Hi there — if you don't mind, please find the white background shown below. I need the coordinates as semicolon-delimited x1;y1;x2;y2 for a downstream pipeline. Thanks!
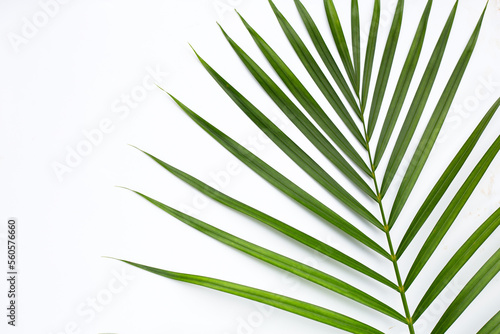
1;0;500;333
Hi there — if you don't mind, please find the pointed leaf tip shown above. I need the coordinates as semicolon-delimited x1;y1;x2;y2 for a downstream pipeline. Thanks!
115;185;135;193
155;84;173;98
188;44;201;58
127;144;142;151
155;83;167;91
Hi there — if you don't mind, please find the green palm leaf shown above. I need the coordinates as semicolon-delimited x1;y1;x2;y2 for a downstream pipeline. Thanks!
115;1;499;333
431;249;500;334
351;0;360;92
478;311;500;334
413;207;500;321
219;25;375;197
136;147;397;289
166;93;390;259
269;0;364;141
366;0;404;140
373;0;432;168
118;259;385;334
237;12;369;169
380;1;459;197
388;6;487;228
127;189;405;322
361;0;380;113
397;96;500;258
293;0;360;117
324;0;358;93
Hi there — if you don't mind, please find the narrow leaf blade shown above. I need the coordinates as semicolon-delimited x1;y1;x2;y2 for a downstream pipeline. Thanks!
237;12;370;174
397;96;500;257
193;50;381;228
389;6;487;228
405;134;500;289
324;0;358;92
269;0;364;145
413;207;500;321
431;249;500;334
367;0;404;140
380;1;459;197
129;190;405;322
478;311;500;334
373;0;433;168
361;0;380;113
293;0;360;117
138;148;397;290
167;93;391;260
119;259;385;334
351;0;361;93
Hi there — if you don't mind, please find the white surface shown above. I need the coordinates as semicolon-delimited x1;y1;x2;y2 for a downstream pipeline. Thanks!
0;0;499;333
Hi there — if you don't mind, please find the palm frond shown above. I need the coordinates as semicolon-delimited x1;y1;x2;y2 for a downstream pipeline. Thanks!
115;1;499;333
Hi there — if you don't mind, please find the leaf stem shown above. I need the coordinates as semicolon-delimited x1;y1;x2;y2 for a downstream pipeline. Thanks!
361;120;415;334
